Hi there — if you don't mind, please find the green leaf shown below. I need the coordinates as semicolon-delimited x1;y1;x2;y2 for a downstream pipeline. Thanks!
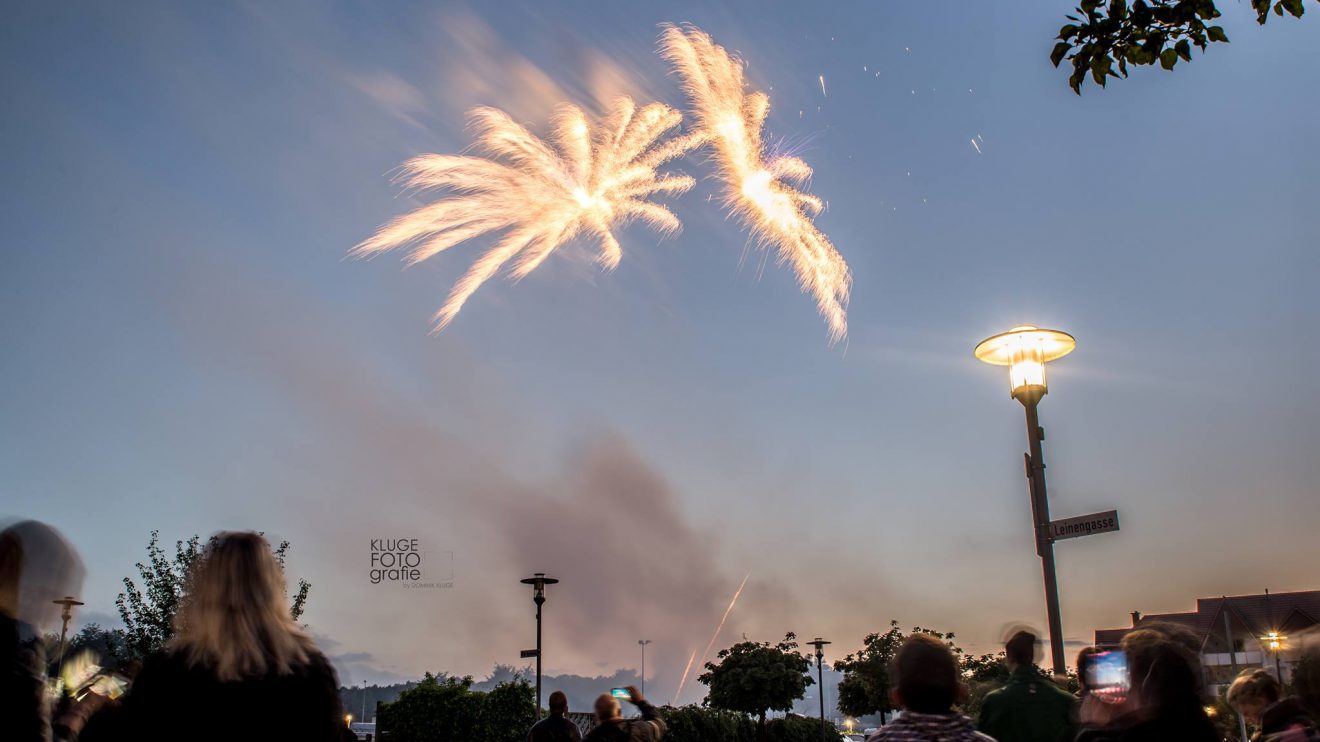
1159;48;1179;69
1283;0;1304;17
1051;42;1072;66
1207;25;1229;42
1175;39;1192;61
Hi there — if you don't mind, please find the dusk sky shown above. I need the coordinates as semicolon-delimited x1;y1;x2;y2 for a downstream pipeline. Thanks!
3;0;1317;703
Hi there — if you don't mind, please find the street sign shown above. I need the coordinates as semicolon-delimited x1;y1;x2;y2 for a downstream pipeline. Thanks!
520;649;539;659
1050;510;1119;541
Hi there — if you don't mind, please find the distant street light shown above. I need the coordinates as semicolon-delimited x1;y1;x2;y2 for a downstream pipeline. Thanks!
521;572;559;719
638;639;652;695
806;638;832;742
976;325;1075;676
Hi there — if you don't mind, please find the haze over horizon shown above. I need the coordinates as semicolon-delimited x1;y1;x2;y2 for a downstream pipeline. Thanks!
2;0;1317;704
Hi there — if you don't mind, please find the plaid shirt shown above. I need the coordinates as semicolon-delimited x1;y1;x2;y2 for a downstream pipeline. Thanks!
866;711;997;742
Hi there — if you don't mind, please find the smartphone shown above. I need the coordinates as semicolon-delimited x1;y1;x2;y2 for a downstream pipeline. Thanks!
610;687;631;699
1086;649;1129;701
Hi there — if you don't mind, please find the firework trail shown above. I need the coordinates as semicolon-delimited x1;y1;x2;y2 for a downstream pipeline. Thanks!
353;98;698;331
671;649;697;706
660;25;852;344
673;571;750;703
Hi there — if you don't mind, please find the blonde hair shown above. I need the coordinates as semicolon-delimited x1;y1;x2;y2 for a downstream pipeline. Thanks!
1228;668;1281;707
170;532;315;681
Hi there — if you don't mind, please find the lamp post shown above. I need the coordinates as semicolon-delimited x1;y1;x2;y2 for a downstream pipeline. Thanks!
1263;630;1287;680
806;638;831;742
1264;589;1287;681
521;572;558;719
638;639;652;695
51;596;84;670
975;325;1076;676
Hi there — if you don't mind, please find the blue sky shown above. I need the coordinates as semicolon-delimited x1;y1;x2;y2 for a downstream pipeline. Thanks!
2;0;1317;697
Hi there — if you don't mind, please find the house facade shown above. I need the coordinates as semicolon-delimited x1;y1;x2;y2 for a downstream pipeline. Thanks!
1094;590;1320;692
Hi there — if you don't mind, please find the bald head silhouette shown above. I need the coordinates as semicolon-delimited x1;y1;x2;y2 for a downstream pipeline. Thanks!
594;693;621;722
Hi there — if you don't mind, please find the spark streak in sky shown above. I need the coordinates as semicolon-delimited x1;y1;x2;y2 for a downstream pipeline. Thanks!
673;571;750;703
661;25;852;343
671;649;698;706
353;99;696;331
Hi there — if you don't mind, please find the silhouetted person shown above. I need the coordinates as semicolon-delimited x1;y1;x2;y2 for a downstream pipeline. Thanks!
81;532;352;742
1076;624;1217;742
977;630;1077;742
1;520;86;742
1228;668;1317;740
529;690;582;742
865;634;992;741
583;685;664;742
1231;669;1284;730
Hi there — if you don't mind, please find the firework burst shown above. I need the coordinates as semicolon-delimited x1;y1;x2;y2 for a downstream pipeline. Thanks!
660;25;852;344
353;98;697;331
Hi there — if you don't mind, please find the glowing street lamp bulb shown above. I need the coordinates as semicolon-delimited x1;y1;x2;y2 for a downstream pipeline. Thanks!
975;325;1075;401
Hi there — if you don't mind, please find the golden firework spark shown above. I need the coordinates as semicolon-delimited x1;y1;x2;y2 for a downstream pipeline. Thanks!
660;25;852;343
353;98;697;331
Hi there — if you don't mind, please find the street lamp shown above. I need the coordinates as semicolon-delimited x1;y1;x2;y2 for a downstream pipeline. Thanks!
638;639;652;695
806;638;831;742
975;325;1076;676
52;596;84;669
1262;630;1287;680
521;572;559;719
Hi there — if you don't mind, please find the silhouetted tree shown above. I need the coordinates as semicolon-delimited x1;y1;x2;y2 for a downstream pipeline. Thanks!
699;633;812;740
1293;648;1320;720
115;530;310;659
376;673;534;742
1052;0;1313;93
832;621;965;720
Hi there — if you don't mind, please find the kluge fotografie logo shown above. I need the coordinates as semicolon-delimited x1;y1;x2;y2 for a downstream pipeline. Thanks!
369;538;452;589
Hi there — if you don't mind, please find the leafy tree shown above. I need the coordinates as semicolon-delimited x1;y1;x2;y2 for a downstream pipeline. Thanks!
480;676;537;742
43;622;131;676
1052;0;1313;93
961;652;1011;719
376;673;535;742
699;633;813;738
661;705;756;742
765;715;844;742
832;621;964;720
115;530;311;659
